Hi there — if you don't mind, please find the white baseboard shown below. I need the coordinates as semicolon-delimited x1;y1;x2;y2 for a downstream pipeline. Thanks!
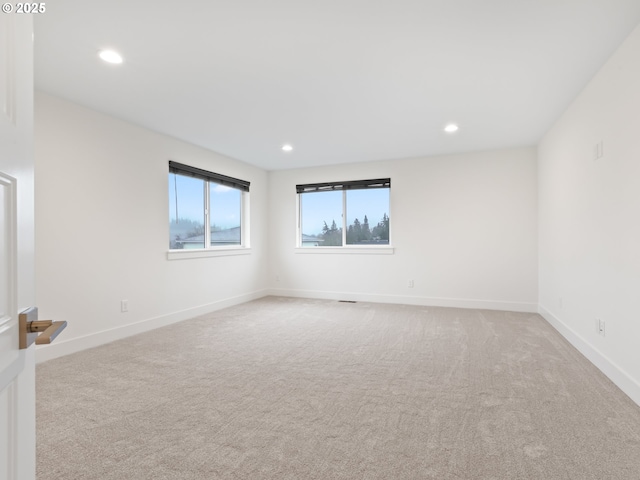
35;289;639;408
267;288;538;313
35;290;269;364
538;305;640;408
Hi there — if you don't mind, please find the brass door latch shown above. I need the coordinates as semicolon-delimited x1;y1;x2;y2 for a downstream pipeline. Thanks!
19;307;67;349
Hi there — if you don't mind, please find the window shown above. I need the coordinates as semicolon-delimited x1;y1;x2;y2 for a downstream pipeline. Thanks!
168;161;249;250
297;178;390;248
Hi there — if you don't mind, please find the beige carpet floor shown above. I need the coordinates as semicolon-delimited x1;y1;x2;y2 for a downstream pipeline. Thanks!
36;297;640;479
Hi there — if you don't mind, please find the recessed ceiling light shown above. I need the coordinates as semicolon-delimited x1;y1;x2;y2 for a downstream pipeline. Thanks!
99;50;123;64
444;124;459;133
282;144;293;152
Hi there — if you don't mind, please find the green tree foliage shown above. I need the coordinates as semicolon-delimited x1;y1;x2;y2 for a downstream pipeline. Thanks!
362;215;371;239
322;219;342;246
347;218;363;244
323;213;389;245
371;213;389;241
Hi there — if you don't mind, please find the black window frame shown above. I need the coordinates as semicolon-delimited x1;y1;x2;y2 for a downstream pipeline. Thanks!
169;161;250;251
296;178;391;248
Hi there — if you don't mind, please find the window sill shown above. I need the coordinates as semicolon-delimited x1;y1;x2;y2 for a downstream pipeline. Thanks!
295;246;394;255
167;247;251;260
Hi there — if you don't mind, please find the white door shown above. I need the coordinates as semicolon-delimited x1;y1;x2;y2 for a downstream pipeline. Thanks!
0;13;36;480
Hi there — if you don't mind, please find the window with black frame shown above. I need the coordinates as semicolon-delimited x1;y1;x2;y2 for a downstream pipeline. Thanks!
297;178;390;247
168;161;249;250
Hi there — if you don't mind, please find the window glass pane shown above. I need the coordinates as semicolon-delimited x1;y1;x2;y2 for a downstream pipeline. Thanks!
169;173;205;249
210;182;242;246
300;190;343;247
346;189;390;245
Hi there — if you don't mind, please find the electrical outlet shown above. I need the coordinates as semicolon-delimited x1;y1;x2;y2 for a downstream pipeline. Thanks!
599;319;606;337
595;318;606;336
121;300;129;313
407;279;414;288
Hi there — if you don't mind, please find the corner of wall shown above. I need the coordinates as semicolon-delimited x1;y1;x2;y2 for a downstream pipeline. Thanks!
538;305;640;407
35;290;269;364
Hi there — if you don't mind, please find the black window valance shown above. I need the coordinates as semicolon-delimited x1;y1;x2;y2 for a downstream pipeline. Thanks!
296;178;390;194
169;161;250;192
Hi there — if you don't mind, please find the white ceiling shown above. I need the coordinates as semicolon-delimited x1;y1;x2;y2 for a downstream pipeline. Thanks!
34;1;640;171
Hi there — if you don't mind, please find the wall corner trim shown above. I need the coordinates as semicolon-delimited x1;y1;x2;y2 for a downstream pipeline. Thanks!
267;288;538;313
34;290;269;363
538;305;640;408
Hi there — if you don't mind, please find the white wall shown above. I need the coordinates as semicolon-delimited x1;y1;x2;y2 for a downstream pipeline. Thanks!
34;92;538;365
268;148;538;311
30;23;640;410
34;92;269;362
538;24;640;405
